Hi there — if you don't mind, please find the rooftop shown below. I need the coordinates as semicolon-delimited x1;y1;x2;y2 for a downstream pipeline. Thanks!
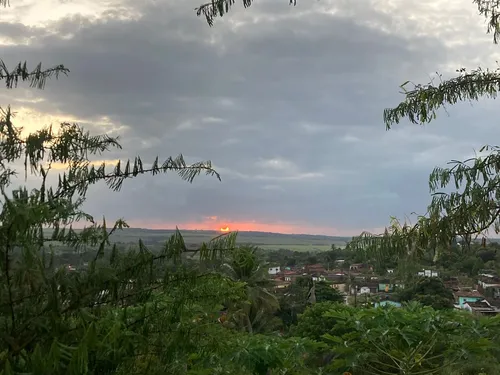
454;290;483;298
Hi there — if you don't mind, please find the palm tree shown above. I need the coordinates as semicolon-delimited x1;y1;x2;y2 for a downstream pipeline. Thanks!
221;245;280;333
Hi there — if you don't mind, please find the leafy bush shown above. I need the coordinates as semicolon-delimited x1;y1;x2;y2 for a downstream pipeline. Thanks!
294;303;500;375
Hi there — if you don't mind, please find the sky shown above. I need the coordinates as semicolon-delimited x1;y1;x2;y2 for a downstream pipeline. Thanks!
0;0;499;236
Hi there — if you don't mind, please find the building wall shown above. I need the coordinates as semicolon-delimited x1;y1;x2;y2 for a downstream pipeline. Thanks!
458;296;483;307
268;266;281;275
331;283;347;292
375;301;402;308
378;283;393;292
417;270;439;277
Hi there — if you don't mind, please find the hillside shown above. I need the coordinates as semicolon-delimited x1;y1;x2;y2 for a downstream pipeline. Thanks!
106;228;350;252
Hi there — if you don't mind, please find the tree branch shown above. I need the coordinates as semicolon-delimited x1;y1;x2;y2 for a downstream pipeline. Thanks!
0;60;69;90
474;0;500;44
384;68;500;128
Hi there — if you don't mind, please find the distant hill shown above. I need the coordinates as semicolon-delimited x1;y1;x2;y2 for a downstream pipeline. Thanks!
105;228;351;252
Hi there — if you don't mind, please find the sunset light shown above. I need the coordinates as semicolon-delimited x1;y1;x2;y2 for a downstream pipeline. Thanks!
126;218;368;237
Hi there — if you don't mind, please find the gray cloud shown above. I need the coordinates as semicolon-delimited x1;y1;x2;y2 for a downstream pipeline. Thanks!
1;0;498;234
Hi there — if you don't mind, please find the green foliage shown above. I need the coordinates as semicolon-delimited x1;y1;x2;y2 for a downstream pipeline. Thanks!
8;1;500;374
291;302;500;374
475;0;500;44
211;334;316;375
0;17;235;373
350;1;500;270
398;278;455;310
384;0;500;127
277;279;344;329
262;247;352;271
187;2;500;374
384;67;500;128
276;284;309;328
455;256;484;277
291;302;351;342
222;245;267;283
0;57;313;371
316;304;500;375
221;246;281;334
314;281;345;304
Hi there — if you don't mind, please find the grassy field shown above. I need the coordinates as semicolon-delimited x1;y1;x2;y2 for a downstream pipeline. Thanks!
258;244;333;252
104;228;350;252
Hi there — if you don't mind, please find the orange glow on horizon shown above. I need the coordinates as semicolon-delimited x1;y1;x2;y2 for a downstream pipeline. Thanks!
124;218;383;237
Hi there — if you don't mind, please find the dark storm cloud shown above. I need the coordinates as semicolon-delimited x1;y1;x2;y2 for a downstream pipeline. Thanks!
2;0;495;233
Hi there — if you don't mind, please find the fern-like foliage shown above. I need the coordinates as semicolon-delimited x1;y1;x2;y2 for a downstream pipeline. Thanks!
0;60;69;90
218;245;280;334
0;101;232;373
353;1;500;265
195;0;297;26
350;146;500;266
193;0;500;31
0;5;242;371
383;1;500;128
384;67;500;128
0;3;319;374
475;0;500;44
0;111;237;373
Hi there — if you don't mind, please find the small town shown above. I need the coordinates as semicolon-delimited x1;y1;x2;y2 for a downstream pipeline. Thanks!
4;0;500;373
268;260;500;315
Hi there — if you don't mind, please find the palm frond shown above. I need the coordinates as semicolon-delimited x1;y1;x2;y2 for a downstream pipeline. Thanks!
0;60;69;89
195;0;297;26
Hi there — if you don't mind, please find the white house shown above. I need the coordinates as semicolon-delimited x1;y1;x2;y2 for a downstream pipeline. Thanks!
479;271;497;279
417;269;439;277
331;283;347;293
312;275;327;282
268;266;281;275
350;285;374;295
359;286;371;295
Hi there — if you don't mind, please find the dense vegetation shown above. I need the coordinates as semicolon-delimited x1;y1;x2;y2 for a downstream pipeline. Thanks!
3;0;500;374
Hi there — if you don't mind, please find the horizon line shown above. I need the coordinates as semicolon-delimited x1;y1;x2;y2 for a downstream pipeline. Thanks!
117;227;354;238
117;227;500;241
